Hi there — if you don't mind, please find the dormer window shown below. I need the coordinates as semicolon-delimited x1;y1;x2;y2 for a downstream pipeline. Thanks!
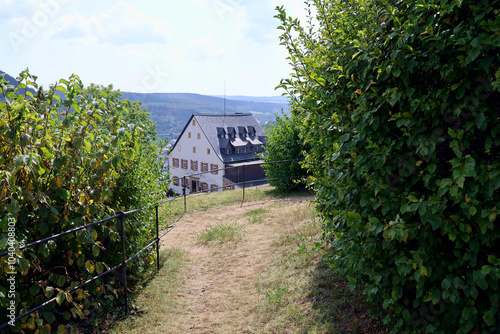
217;127;226;138
238;126;247;138
227;127;236;138
247;126;256;136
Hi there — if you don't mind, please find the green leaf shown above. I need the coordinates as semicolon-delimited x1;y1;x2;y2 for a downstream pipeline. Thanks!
96;262;104;274
360;194;371;207
88;228;98;240
55;85;67;93
440;178;452;189
481;265;492;276
469;206;477;216
17;258;30;275
62;312;71;321
84;140;92;152
71;103;81;113
44;311;56;323
428;163;437;174
45;286;55;298
392;67;401;77
449;185;458;197
38;222;49;234
30;285;41;296
85;260;95;274
56;291;65;305
442;278;451;290
57;275;67;287
467;47;481;64
92;244;100;257
408;195;419;203
402;308;410;321
473;270;488;290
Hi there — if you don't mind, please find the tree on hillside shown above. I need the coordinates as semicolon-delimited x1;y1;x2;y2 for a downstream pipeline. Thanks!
277;0;500;332
260;112;309;191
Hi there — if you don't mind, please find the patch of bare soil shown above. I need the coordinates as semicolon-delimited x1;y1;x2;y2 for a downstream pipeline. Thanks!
159;200;286;333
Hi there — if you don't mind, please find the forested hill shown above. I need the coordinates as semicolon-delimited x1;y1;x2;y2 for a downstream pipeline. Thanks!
121;92;289;141
1;70;289;141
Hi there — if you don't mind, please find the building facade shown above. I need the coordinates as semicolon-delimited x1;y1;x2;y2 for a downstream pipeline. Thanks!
169;113;267;194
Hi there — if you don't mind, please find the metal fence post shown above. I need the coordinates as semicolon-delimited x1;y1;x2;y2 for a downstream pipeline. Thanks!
241;165;246;206
183;176;187;213
119;211;128;314
155;205;160;270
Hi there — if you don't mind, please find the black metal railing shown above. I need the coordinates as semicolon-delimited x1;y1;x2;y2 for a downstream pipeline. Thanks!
177;159;305;210
0;159;306;330
0;197;175;330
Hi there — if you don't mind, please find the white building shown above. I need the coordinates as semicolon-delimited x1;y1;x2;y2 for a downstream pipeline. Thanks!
169;113;267;194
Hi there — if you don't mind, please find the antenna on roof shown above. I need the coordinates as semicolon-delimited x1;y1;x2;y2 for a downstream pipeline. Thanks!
223;81;227;129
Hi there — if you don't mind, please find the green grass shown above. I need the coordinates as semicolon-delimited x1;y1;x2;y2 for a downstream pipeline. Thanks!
105;188;385;333
197;223;243;245
88;248;188;333
253;206;385;333
158;186;314;226
244;208;267;224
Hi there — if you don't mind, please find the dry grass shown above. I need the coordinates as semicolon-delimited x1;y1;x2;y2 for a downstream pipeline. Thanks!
107;186;387;334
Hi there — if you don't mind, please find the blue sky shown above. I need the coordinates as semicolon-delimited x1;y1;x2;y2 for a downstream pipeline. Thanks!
0;0;308;96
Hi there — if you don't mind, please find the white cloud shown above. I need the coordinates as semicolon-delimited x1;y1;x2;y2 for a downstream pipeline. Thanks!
0;0;32;19
49;1;171;46
183;32;226;62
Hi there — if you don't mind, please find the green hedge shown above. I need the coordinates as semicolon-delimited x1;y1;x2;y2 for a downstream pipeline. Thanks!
260;112;309;191
276;0;500;332
0;70;167;332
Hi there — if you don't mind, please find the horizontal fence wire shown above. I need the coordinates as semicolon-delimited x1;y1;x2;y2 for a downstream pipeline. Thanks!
0;261;126;330
0;214;121;258
0;203;177;330
179;158;301;179
125;226;175;265
0;160;304;330
187;175;307;195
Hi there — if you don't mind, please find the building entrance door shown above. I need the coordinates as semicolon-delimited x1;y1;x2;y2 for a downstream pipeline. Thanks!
191;178;199;193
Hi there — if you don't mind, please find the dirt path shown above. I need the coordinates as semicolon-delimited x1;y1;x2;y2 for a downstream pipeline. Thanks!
159;199;296;333
112;195;386;334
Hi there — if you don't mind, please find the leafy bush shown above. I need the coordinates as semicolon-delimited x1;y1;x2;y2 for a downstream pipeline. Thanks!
276;0;500;332
0;70;167;332
260;112;309;191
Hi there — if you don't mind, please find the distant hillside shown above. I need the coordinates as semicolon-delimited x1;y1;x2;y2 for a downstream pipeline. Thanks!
1;70;289;141
122;92;289;141
213;95;289;104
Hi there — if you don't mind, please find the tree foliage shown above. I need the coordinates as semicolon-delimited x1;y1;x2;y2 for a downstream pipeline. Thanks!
260;112;309;191
0;70;167;332
276;0;500;332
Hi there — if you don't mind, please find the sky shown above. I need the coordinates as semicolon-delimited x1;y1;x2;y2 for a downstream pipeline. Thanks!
0;0;309;97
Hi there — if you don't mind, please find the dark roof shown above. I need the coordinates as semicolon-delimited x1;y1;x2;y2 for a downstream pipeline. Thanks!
194;113;266;163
